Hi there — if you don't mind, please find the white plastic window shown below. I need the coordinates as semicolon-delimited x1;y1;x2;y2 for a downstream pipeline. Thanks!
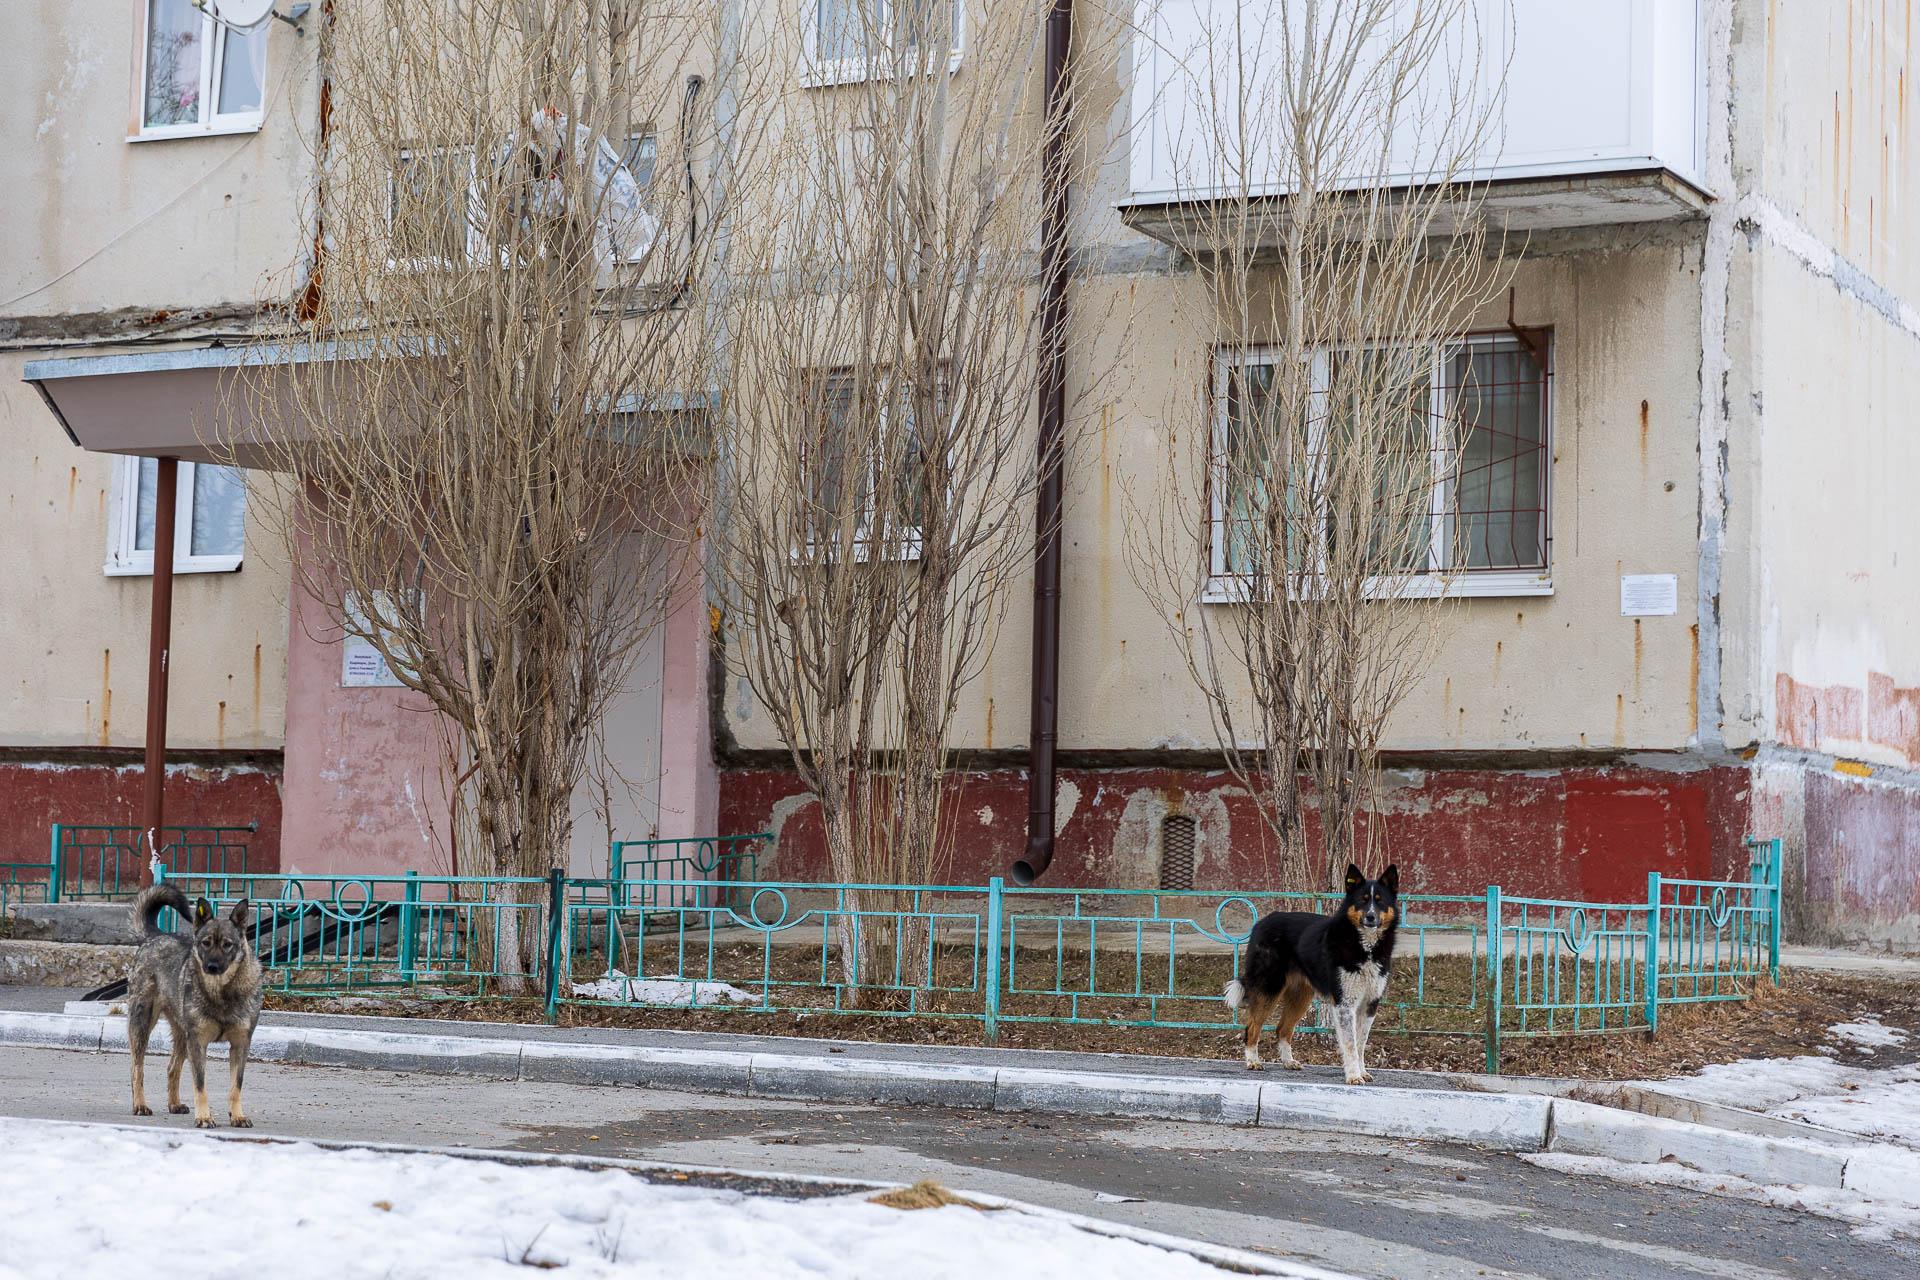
804;0;964;87
1208;334;1553;602
106;457;247;576
137;0;269;139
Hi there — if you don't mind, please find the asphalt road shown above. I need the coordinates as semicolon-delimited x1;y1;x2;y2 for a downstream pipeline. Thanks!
1;1046;1912;1280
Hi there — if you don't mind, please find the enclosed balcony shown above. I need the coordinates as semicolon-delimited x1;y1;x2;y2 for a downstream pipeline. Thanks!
1120;0;1711;247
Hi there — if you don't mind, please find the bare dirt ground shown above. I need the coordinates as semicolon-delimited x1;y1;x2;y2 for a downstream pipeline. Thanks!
271;958;1920;1081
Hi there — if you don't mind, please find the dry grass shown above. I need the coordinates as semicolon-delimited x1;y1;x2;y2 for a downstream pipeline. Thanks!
266;962;1920;1083
867;1180;995;1212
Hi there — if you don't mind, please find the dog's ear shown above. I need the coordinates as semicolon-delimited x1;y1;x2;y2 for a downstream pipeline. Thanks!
1344;863;1364;893
229;897;251;929
193;898;214;927
1381;864;1399;895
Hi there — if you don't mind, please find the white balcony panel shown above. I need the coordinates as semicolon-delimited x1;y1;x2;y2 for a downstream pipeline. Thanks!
1125;0;1708;232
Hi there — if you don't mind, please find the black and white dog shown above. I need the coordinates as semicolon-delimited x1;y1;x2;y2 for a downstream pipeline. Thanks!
1224;864;1399;1083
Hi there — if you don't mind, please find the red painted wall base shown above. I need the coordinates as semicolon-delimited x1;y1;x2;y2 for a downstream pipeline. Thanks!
720;757;1754;898
0;757;282;874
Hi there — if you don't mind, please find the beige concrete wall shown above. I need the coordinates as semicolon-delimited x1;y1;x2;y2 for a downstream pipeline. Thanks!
724;236;1710;756
1720;0;1920;768
720;5;1712;759
1;3;318;754
3;3;319;319
0;348;289;751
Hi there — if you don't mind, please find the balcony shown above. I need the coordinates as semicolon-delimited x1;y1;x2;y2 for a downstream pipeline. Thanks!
1120;0;1710;248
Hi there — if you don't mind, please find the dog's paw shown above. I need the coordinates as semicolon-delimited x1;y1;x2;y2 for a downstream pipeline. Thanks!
231;1116;253;1128
169;1104;190;1115
131;1104;153;1117
1343;1072;1369;1086
1243;1059;1265;1071
1360;1070;1374;1083
195;1117;217;1129
1280;1058;1304;1071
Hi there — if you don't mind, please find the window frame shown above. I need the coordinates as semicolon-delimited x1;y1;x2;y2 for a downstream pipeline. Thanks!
131;0;269;142
797;368;944;563
385;145;482;273
1204;332;1554;604
104;456;247;577
801;0;967;89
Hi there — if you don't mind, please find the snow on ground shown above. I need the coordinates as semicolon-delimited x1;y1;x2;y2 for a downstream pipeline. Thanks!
571;970;761;1007
1828;1016;1911;1052
1520;1152;1920;1243
1633;1021;1920;1148
0;1118;1252;1280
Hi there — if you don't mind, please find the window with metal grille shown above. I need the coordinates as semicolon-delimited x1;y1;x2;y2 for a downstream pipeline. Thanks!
1209;332;1552;599
1159;814;1196;891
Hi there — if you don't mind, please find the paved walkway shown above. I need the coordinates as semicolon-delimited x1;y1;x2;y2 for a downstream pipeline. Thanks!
4;1046;1911;1279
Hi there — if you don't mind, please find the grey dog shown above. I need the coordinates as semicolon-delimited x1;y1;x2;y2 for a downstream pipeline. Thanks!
126;885;262;1128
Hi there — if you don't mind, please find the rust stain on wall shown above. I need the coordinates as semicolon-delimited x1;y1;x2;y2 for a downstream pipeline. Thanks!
1614;693;1626;746
1638;399;1649;468
1866;671;1920;762
1633;619;1643;698
1777;673;1866;747
1688;624;1700;728
99;649;112;746
1774;672;1920;765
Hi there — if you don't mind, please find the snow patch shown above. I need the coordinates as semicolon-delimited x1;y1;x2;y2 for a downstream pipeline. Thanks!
1522;1151;1920;1242
572;970;761;1007
0;1118;1246;1278
1829;1017;1910;1052
1637;1042;1920;1150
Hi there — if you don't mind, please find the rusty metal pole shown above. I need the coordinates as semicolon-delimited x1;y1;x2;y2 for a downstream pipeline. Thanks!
140;456;179;887
1016;0;1073;886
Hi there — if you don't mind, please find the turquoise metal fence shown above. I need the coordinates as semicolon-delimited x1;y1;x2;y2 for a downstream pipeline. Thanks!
36;823;258;901
610;833;769;916
1482;838;1783;1069
150;839;1785;1070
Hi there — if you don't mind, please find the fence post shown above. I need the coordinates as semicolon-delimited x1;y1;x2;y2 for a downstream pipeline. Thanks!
984;876;1005;1044
1483;884;1501;1074
1768;837;1783;983
544;868;565;1023
399;871;419;984
1645;871;1662;1035
47;824;62;904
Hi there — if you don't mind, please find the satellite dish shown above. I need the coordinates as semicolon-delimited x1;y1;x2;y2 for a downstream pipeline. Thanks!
200;0;276;29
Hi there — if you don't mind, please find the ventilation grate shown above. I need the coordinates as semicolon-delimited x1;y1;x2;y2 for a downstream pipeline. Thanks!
1159;814;1197;891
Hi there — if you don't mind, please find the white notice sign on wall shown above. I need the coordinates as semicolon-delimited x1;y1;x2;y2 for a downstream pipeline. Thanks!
339;592;409;688
1620;573;1679;617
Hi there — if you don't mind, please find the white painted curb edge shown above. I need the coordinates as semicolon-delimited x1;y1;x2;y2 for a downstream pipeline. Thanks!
0;1010;1551;1150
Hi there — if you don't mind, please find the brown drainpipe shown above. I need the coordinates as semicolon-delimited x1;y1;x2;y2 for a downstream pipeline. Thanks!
140;456;179;887
1016;0;1073;886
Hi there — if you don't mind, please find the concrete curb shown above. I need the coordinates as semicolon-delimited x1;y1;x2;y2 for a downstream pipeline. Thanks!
3;1116;1336;1279
4;1010;1547;1149
7;1008;1917;1209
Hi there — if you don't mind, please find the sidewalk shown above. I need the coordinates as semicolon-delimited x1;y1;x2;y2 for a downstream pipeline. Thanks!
5;980;1919;1225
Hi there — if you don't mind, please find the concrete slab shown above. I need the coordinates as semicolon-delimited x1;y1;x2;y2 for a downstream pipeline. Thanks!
1259;1081;1552;1151
1547;1098;1853;1188
994;1066;1262;1125
519;1040;755;1094
749;1053;999;1109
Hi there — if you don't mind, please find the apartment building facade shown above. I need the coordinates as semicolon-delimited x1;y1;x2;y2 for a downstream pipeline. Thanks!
4;2;1916;947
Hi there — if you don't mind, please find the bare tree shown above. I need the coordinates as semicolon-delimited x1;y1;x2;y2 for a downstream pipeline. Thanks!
708;2;1115;985
231;0;724;988
1128;0;1517;891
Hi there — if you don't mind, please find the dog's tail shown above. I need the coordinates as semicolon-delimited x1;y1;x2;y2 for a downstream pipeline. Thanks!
132;883;191;939
1223;977;1246;1011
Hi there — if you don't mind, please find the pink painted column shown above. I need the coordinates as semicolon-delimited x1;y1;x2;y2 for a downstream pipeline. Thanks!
655;536;718;841
279;539;446;878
